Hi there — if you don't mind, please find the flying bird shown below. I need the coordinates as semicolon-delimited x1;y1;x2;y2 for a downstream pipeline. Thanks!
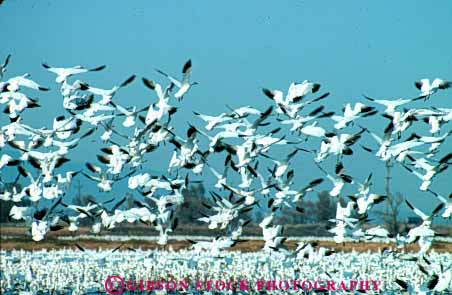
415;78;451;99
42;63;106;83
156;59;198;100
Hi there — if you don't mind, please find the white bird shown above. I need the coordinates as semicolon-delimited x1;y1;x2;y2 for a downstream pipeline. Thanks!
299;121;326;138
14;148;71;184
72;112;115;127
82;163;113;192
62;202;98;217
205;160;229;189
9;205;34;221
427;190;452;219
350;193;386;215
52;115;82;140
81;100;116;117
401;164;432;191
42;63;106;83
420;264;452;293
62;93;93;111
81;75;136;105
1;91;40;120
405;200;443;221
385;109;418;135
361;121;394;160
54;170;80;188
328;220;349;244
356;173;373;196
0;154;18;169
394;278;430;295
261;148;301;178
31;220;50;241
262;88;287;115
410;131;451;154
331;102;376;129
407;153;451;182
142;77;174;103
286;80;321;102
368;134;424;162
316;162;353;197
415;78;451;98
363;95;424;114
193;111;231;130
364;226;391;240
261;223;285;251
405;200;443;245
59;79;86;97
226;105;261;118
156;59;197;100
142;78;176;124
23;174;43;202
112;103;147;128
197;194;247;230
278;106;329;133
331;201;357;225
190;236;236;255
315;130;364;162
263;85;328;118
6;74;49;92
222;183;274;205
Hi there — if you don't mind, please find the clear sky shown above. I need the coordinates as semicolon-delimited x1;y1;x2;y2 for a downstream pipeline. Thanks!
1;0;451;222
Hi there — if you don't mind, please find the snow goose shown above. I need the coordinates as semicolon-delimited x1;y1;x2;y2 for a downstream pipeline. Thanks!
42;63;106;83
155;59;197;101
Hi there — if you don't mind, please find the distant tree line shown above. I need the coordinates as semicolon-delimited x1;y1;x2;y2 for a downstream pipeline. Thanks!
176;184;338;225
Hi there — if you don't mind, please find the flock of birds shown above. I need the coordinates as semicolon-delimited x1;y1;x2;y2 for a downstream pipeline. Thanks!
1;54;451;294
1;248;451;294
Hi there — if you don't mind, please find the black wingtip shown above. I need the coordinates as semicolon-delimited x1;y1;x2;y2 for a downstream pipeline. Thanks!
182;59;192;74
90;65;106;72
262;88;274;99
312;83;321;93
121;75;136;87
362;94;375;101
75;243;86;252
414;81;422;90
405;199;414;210
142;77;156;90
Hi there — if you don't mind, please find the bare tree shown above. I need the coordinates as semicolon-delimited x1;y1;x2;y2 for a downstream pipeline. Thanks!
126;193;135;209
315;190;336;224
177;183;207;224
275;200;317;224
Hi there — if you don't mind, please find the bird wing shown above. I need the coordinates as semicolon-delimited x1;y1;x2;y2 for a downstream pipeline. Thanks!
181;59;192;84
119;75;136;88
405;200;428;220
42;63;61;75
2;54;11;68
155;69;182;88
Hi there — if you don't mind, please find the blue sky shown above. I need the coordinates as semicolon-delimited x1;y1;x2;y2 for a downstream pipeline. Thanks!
1;0;451;222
